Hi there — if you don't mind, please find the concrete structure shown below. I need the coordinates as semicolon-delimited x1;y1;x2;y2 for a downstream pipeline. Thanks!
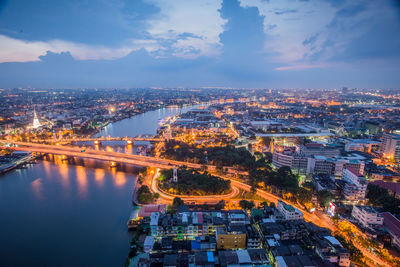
345;139;380;153
277;200;303;221
342;168;367;202
298;143;340;158
144;236;155;253
351;206;383;228
381;133;400;162
382;212;400;250
216;228;247;250
173;165;178;183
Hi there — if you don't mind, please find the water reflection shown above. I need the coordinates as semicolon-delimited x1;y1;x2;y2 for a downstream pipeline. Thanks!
58;158;70;191
0;106;203;266
76;165;88;198
94;168;105;187
114;171;127;188
31;178;43;199
42;158;52;177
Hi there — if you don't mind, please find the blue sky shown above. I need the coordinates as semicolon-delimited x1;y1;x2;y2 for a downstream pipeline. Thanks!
0;0;399;88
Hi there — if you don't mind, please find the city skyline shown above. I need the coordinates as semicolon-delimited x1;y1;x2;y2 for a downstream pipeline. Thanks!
0;0;400;88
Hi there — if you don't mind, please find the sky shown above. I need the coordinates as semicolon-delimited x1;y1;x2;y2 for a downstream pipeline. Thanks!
0;0;399;89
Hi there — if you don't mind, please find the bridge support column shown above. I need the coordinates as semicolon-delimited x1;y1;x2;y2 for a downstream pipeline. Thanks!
126;140;133;145
94;140;102;146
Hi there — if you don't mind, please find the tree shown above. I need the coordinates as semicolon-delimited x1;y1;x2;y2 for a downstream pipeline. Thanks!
366;184;400;216
267;166;299;192
239;200;255;210
215;200;225;210
317;190;333;209
201;204;210;210
295;187;313;206
250;184;257;194
172;197;184;208
137;185;154;204
259;201;269;209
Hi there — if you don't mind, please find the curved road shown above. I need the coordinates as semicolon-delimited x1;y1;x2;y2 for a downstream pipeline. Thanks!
149;169;240;204
2;141;392;266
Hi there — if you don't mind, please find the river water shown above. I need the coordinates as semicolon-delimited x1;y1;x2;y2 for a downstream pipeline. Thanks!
0;105;195;267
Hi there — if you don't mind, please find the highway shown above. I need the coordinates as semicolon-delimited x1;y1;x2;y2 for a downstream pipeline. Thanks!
30;136;163;143
1;141;216;170
1;140;392;266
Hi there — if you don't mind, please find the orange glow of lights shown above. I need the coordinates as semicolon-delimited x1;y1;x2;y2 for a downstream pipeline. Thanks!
94;168;105;186
114;171;126;187
76;165;88;198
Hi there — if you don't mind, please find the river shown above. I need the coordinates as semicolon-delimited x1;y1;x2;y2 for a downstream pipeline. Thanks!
0;105;196;267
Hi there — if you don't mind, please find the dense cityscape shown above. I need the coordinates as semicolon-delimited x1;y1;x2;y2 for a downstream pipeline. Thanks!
0;87;400;266
1;0;400;266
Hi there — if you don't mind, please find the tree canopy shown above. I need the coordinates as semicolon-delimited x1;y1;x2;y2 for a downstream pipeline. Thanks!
159;167;231;196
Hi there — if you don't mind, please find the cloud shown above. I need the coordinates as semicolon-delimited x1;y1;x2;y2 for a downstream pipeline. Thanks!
145;0;227;58
274;8;297;15
0;35;161;63
240;0;337;65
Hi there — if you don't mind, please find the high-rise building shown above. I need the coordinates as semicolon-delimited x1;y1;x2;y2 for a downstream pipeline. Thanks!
381;133;400;162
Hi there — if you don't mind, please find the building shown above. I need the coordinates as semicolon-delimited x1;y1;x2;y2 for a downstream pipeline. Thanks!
298;143;340;158
345;139;380;153
316;236;350;267
371;180;400;199
351;206;383;228
216;228;247;249
382;212;400;250
272;150;313;176
277;200;303;221
381;133;400;162
342;168;367;202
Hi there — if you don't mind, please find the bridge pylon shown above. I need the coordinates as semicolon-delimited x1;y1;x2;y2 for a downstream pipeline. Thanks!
94;140;102;146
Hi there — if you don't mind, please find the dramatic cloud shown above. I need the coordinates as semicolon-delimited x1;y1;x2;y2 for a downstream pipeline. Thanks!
0;35;161;62
0;0;399;88
145;0;227;58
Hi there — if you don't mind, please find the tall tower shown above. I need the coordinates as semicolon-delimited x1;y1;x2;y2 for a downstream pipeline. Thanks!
32;106;41;129
173;166;178;183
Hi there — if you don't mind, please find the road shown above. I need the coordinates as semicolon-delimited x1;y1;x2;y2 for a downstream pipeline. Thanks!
1;141;217;170
148;169;240;204
2;140;392;266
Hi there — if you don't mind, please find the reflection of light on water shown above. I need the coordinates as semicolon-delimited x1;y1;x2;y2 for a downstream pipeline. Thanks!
76;166;88;198
114;171;126;187
42;160;51;179
58;160;70;190
31;178;43;199
94;168;105;187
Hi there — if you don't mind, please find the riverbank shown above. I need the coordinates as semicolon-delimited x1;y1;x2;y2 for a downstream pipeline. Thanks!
0;152;36;175
0;105;198;267
90;103;195;138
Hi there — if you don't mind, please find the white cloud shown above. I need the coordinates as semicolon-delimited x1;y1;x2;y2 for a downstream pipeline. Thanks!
0;35;162;63
240;0;337;66
145;0;227;58
240;0;399;70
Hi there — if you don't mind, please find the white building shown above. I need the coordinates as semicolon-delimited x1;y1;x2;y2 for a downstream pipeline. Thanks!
144;236;155;253
277;200;303;221
342;168;367;202
352;206;383;228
